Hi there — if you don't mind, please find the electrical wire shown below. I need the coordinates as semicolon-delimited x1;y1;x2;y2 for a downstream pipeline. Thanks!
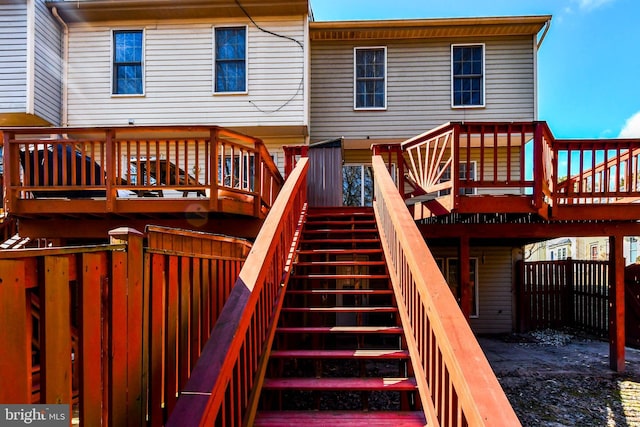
234;0;305;114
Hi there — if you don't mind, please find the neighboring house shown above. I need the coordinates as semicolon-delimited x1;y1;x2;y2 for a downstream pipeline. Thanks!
0;0;62;126
526;236;640;265
309;16;550;333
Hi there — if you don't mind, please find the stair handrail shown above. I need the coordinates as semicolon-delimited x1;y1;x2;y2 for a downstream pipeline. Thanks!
167;157;309;427
372;155;521;427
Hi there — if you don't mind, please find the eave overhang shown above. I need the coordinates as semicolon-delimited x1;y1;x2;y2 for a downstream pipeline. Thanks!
310;15;552;41
46;0;309;23
0;113;52;128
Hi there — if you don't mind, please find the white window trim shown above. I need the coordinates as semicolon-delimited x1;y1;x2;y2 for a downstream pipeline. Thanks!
353;46;387;111
443;257;480;318
450;43;485;109
461;161;478;195
111;28;146;98
342;163;375;207
438;160;477;196
212;25;249;95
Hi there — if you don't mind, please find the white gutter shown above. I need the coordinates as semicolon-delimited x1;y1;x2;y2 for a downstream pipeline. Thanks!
52;7;69;127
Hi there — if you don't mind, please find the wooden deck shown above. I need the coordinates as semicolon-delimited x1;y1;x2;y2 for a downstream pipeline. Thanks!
1;125;284;239
374;121;640;222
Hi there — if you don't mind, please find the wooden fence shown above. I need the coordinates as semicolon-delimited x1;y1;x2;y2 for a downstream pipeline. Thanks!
0;226;250;426
517;259;609;337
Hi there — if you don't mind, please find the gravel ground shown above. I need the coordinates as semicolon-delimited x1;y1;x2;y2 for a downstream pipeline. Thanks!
479;329;640;427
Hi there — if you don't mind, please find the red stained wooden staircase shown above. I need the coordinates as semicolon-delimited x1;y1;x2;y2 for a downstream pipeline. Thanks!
254;207;426;426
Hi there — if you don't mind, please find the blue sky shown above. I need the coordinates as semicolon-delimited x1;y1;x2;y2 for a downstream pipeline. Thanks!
310;0;640;139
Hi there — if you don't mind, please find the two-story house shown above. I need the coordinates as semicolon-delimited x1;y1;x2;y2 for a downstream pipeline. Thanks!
2;1;635;342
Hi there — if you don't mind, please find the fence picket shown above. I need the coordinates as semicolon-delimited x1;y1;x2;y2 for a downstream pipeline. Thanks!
0;260;31;403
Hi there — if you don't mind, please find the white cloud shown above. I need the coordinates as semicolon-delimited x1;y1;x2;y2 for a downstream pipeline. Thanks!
620;112;640;138
574;0;616;11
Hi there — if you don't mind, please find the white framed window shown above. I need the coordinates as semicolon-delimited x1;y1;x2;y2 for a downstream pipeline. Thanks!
558;247;568;260
343;162;397;206
354;47;387;110
451;44;485;108
214;26;248;94
438;161;477;196
343;164;374;206
445;257;479;318
112;29;145;96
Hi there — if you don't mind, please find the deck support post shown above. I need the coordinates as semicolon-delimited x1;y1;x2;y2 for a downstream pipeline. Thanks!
109;227;145;425
609;234;625;372
459;235;471;321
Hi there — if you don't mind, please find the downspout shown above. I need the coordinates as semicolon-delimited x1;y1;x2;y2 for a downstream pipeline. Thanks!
26;0;35;115
537;18;551;50
533;18;551;121
52;7;68;127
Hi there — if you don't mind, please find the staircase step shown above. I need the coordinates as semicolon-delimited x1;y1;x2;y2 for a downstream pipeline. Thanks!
297;248;383;255
303;229;378;235
262;377;417;391
304;219;376;226
300;238;380;244
306;210;374;218
281;306;397;313
286;289;393;295
277;326;403;334
291;274;389;280
270;349;409;359
295;260;387;267
254;410;427;427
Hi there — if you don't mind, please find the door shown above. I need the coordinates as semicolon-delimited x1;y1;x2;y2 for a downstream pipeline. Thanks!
307;138;343;207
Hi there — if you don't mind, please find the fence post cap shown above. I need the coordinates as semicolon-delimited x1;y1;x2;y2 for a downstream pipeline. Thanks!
108;227;144;243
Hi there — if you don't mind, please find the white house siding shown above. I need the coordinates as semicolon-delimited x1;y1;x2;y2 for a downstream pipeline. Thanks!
431;245;516;334
0;1;28;112
310;36;535;142
33;0;62;124
65;18;306;129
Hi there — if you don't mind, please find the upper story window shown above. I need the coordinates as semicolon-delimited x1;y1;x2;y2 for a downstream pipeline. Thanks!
214;26;247;93
113;30;144;95
354;47;386;110
451;44;484;108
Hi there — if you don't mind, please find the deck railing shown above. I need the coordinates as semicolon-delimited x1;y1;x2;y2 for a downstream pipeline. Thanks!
166;157;309;426
0;226;250;426
372;155;521;426
393;121;640;220
2;126;283;218
401;122;547;213
553;140;640;205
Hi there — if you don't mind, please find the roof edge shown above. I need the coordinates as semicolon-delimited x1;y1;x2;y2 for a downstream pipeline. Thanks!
310;15;552;40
